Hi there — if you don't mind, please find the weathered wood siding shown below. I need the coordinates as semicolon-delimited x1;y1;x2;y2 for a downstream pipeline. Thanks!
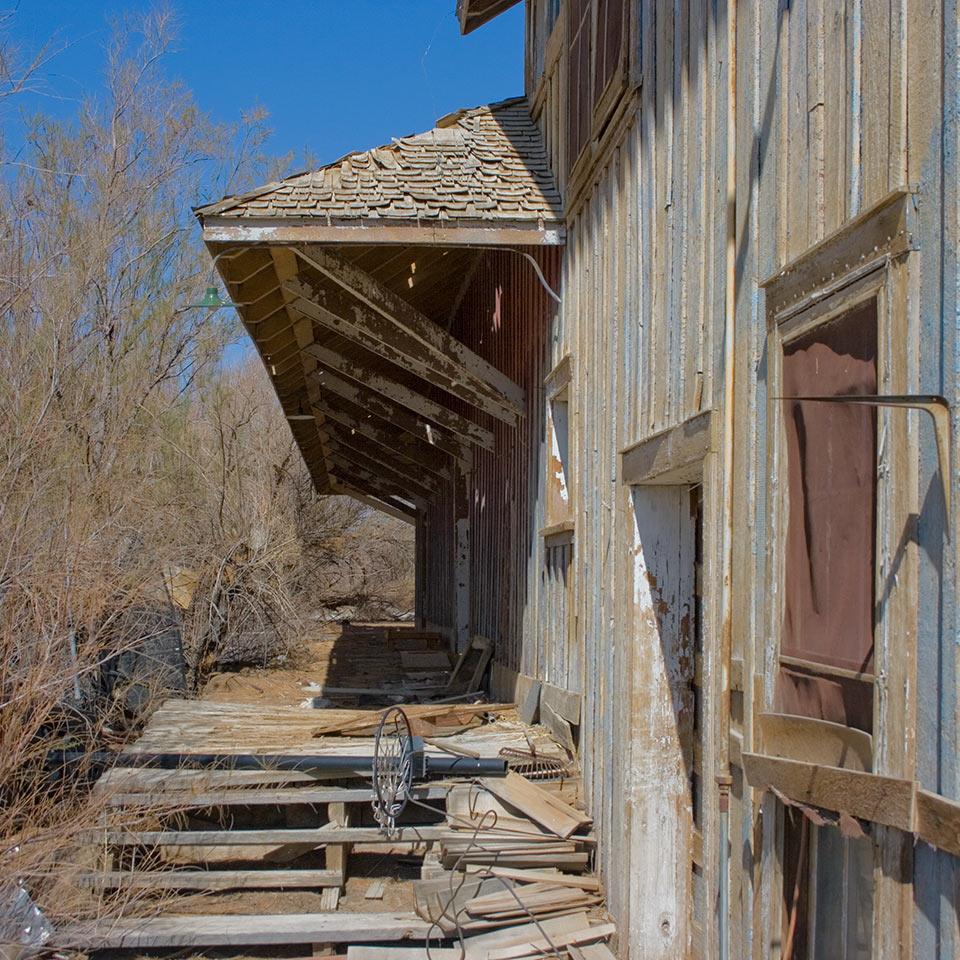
419;1;959;957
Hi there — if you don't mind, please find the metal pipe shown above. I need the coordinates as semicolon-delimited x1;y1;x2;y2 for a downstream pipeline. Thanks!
49;750;508;780
718;784;731;960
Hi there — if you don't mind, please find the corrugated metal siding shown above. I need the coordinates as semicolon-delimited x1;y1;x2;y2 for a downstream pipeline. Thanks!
449;247;561;674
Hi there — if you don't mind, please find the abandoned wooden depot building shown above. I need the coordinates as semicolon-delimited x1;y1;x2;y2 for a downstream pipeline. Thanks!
196;1;960;957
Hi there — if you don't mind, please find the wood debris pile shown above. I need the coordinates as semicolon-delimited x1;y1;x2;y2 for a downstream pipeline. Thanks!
56;625;617;958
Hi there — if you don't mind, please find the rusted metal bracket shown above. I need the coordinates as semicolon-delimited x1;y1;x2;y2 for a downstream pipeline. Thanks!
777;394;951;525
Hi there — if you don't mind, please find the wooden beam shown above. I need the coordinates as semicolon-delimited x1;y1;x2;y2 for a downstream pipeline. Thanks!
59;911;434;950
202;220;565;247
269;248;335;483
323;390;470;464
324;435;441;496
285;276;520;424
621;410;713;485
328;481;416;524
297;246;525;410
83;869;342;891
329;454;433;506
325;441;438;502
318;398;451;480
756;713;873;773
306;343;495;451
331;466;427;513
742;752;916;832
915;788;960;857
309;367;470;460
103;826;456;846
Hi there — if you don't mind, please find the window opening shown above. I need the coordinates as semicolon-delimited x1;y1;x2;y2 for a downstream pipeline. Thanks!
776;299;878;732
782;807;874;960
546;387;572;525
566;0;593;169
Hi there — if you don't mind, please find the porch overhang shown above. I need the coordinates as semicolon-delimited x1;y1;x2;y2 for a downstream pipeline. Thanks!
195;98;563;521
456;0;522;34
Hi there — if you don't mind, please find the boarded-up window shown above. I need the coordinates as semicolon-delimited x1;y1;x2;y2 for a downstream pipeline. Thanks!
594;0;625;99
566;0;627;171
777;300;877;730
566;0;592;169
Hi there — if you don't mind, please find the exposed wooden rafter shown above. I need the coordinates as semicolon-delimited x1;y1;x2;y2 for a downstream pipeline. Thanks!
327;480;416;525
296;247;524;411
305;343;495;451
269;248;335;485
324;440;437;503
316;397;451;481
330;463;428;513
305;368;471;462
318;412;449;485
284;275;520;425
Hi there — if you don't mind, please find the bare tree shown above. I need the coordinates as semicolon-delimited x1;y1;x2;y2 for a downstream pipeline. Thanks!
0;9;412;927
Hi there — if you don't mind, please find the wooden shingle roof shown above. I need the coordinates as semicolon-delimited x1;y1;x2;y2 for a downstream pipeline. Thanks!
196;98;562;229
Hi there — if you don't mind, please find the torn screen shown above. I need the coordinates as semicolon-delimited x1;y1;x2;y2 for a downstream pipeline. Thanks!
777;300;877;730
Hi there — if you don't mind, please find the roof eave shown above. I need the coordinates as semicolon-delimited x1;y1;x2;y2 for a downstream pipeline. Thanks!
201;216;566;247
456;0;522;34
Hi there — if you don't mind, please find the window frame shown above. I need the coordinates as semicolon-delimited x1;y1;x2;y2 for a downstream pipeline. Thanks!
542;354;575;539
564;0;630;181
761;190;918;773
760;190;920;960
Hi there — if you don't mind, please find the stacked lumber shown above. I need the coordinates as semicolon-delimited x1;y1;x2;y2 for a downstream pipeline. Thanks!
120;699;537;758
407;769;606;952
346;912;616;960
438;774;593;871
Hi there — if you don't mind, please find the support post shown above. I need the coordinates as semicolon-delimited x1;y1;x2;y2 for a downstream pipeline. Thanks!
324;801;352;890
453;452;472;654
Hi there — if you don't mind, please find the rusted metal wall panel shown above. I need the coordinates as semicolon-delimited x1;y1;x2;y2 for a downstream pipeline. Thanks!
447;247;561;676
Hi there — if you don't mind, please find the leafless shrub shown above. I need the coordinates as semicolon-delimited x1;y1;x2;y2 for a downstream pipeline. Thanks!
0;7;414;930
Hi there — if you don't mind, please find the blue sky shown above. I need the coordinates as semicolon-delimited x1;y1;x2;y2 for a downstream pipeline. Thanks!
8;1;525;171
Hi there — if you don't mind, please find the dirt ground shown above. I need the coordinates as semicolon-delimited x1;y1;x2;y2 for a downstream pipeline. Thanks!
200;621;415;707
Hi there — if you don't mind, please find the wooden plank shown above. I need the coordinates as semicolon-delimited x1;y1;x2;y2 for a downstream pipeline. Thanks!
307;343;495;450
325;441;438;500
329;483;416;524
319;397;452;480
106;785;447;808
400;651;452;671
325;801;351;888
915;788;960;858
364;879;387;900
298;246;526;410
204;222;565;248
757;712;873;772
517;679;542;725
741;751;916;831
312;368;470;461
477;771;592;839
472;867;601;892
104;825;455;846
330;460;428;510
82;868;342;890
760;187;915;316
540;683;582;725
285;276;520;423
59;912;433;950
272;248;335;482
485;922;616;960
620;409;712;484
540;699;576;754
